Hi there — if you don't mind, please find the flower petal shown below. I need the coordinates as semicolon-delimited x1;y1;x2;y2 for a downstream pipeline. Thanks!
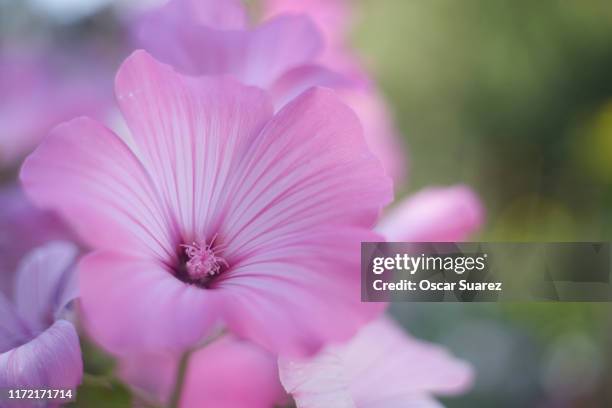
220;87;392;258
279;350;355;408
21;117;172;260
0;294;30;353
340;87;407;185
134;0;247;34
119;336;286;408
280;317;473;408
114;50;274;242
79;251;219;354
270;64;354;109
345;318;474;402
0;319;82;388
212;88;392;356
0;185;73;294
262;0;351;49
271;67;407;184
14;241;78;332
378;186;484;242
134;12;322;88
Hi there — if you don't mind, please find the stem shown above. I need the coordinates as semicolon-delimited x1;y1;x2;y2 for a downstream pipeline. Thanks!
168;350;191;408
167;329;227;408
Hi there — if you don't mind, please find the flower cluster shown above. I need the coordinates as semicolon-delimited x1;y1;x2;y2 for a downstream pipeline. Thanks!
1;0;483;407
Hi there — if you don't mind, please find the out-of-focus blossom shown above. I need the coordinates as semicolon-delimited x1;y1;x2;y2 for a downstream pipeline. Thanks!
120;335;286;407
131;0;407;183
0;47;111;168
261;0;358;74
21;51;392;357
0;185;74;293
262;0;351;50
0;241;82;391
279;316;474;408
377;185;485;242
128;0;247;32
133;9;322;87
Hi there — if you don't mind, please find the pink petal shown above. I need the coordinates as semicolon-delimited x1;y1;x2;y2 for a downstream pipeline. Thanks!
114;50;274;242
345;318;474;401
271;66;407;184
279;317;473;408
134;13;323;88
209;87;391;356
14;241;78;333
270;64;355;109
340;86;407;185
183;337;286;407
119;336;286;408
79;251;219;354
262;0;351;49
133;0;247;35
20;117;173;259
279;351;354;408
377;185;484;242
0;320;82;389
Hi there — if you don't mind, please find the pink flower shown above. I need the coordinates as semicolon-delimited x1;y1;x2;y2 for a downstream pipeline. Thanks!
131;0;407;183
378;185;485;242
262;0;351;50
0;47;111;168
279;316;474;408
0;241;82;391
119;335;286;407
21;51;392;357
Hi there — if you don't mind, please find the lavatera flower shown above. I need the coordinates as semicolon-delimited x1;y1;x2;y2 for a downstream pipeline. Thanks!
0;242;82;396
21;51;393;357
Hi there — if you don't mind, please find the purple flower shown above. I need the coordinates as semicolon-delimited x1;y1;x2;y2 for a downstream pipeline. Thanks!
0;241;82;391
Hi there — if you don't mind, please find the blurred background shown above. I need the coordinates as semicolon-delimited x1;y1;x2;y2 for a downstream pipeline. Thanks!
2;0;612;406
353;1;612;407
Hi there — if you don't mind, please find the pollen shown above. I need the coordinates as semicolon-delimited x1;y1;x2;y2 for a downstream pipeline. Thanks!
181;238;228;282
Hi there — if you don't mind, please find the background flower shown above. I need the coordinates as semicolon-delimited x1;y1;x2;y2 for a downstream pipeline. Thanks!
0;241;82;391
0;46;112;168
279;316;473;408
0;185;75;294
119;335;286;407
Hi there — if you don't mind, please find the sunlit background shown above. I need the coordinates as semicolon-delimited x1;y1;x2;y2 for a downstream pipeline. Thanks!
2;0;612;406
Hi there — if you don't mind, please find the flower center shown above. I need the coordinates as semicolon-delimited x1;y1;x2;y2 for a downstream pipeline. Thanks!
181;238;228;283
